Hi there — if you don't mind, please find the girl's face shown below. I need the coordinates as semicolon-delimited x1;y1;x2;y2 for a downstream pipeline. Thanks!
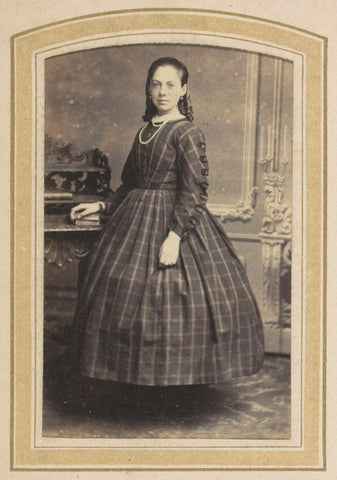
149;65;187;116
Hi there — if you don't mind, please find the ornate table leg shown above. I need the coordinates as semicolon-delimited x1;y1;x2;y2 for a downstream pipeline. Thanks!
44;232;98;268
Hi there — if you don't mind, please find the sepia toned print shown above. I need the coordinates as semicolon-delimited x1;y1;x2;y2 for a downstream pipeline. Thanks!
10;8;325;471
43;46;287;438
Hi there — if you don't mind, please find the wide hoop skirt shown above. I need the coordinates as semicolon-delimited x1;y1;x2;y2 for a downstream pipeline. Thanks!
72;187;264;386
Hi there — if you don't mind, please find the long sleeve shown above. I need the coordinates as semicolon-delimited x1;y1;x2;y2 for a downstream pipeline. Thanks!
103;149;137;216
168;126;209;240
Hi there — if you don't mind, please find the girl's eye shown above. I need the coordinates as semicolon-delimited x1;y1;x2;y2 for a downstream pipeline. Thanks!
152;82;159;88
167;83;174;88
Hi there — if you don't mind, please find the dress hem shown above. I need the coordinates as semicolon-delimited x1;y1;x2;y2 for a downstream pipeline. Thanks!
80;361;264;387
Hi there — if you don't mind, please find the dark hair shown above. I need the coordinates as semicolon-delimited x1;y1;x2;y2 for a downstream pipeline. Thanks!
143;57;194;122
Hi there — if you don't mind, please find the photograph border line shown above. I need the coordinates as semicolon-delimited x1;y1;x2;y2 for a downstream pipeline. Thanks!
33;35;304;450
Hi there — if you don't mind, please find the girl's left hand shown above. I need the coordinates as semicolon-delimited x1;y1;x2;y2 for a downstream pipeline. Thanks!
158;231;181;268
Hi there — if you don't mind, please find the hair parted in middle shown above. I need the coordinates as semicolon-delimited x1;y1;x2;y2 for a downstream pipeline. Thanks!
143;57;194;122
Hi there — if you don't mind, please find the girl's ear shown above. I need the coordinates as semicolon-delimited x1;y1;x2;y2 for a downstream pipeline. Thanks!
182;84;187;95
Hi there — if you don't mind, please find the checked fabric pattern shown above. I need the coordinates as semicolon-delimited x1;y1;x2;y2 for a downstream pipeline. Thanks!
72;120;264;386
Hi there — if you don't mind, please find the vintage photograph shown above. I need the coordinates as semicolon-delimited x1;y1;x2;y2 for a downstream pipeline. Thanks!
8;3;328;472
43;43;293;440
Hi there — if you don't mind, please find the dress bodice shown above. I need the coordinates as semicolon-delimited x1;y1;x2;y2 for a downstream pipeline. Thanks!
131;120;189;189
105;119;210;240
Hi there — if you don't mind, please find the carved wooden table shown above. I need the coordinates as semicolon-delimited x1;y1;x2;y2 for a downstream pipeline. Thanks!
44;213;103;267
44;136;112;267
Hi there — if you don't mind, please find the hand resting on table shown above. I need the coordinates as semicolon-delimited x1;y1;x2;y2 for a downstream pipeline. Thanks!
70;202;101;221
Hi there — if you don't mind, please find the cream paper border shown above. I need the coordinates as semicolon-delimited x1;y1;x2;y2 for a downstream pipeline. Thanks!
11;8;325;471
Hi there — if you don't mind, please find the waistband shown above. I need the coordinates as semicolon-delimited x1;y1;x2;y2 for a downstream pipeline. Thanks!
134;184;177;191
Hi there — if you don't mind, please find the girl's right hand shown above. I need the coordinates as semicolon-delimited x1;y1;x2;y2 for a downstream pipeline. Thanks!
158;231;181;268
70;202;100;221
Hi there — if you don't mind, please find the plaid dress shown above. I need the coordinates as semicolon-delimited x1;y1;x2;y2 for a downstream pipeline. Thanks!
72;119;264;386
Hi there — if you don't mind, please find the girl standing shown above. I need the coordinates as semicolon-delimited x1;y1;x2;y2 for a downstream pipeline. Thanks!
70;57;264;387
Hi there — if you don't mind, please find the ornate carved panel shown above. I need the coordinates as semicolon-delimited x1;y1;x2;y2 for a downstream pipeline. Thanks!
258;57;292;328
44;233;99;268
45;135;111;196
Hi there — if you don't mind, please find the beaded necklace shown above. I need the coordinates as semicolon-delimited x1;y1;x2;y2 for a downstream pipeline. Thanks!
138;120;166;145
138;113;185;145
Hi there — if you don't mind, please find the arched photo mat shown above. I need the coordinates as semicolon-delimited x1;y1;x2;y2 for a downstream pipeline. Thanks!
11;9;326;471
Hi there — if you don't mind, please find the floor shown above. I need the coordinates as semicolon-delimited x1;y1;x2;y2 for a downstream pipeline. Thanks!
43;346;290;439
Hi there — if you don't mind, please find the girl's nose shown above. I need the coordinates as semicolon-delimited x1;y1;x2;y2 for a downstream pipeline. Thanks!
159;85;167;96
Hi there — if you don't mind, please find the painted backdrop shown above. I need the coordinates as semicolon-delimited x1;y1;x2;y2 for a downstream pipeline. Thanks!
45;44;293;353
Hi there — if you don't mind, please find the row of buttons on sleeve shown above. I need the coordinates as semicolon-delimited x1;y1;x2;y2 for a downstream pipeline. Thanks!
175;139;209;239
187;157;209;229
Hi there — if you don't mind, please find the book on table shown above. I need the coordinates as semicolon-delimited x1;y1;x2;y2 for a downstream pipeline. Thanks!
73;213;101;226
